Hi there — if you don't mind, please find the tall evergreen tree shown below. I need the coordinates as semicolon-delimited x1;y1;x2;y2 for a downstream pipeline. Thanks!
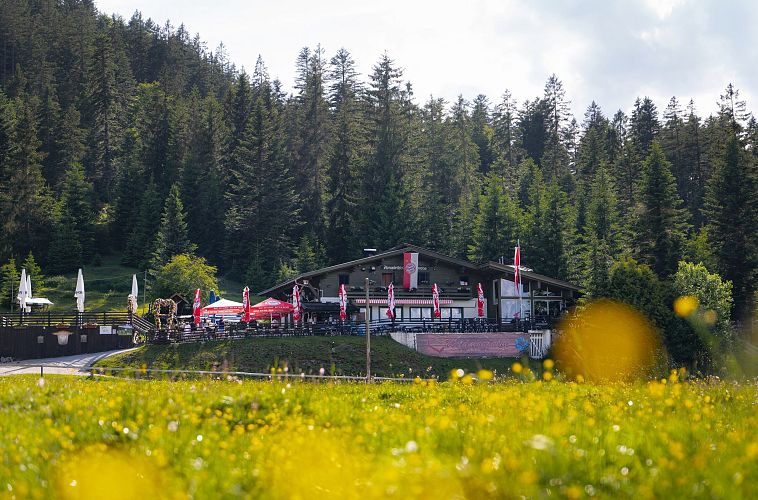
152;183;196;267
471;94;494;174
704;135;758;318
362;53;409;248
0;95;53;260
634;142;689;276
324;48;362;263
291;45;330;242
123;178;161;269
630;97;660;160
469;172;523;263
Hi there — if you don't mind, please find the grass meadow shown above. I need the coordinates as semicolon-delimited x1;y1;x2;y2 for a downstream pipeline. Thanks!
0;373;755;499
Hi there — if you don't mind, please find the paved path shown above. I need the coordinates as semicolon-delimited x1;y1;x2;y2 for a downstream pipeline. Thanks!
0;349;136;376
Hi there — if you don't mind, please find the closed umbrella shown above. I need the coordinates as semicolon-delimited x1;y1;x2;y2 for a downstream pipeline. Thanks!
75;269;85;313
26;273;32;312
386;283;395;320
131;274;139;306
242;287;251;322
339;284;347;321
292;285;301;322
17;268;27;313
192;288;202;326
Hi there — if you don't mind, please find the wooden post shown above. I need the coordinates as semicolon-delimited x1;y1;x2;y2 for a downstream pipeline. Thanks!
365;277;371;383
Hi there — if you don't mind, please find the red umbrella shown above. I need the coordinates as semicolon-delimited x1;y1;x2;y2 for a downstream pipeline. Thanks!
339;284;347;321
386;283;395;320
477;283;485;318
192;288;202;326
292;285;301;321
432;283;441;318
248;297;294;320
242;287;251;322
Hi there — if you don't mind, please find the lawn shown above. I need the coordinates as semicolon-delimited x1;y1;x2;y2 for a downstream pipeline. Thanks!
0;375;755;499
96;336;521;380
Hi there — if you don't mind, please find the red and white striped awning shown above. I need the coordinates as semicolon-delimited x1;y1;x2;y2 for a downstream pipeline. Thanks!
353;298;454;305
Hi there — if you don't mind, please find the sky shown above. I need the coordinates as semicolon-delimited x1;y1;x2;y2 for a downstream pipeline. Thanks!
96;0;757;120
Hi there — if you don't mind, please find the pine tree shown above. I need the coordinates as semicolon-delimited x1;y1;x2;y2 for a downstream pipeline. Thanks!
493;90;521;170
110;129;143;248
123;178;161;268
363;53;409;248
21;251;42;287
630;97;660;160
471;94;494;174
681;100;706;227
704;135;758;318
61;163;96;260
469;172;523;263
449;95;481;258
324;48;362;263
291;45;330;242
0;95;54;260
84;30;128;201
0;258;19;309
634;141;690;276
182;94;225;258
152;183;196;267
532;181;571;279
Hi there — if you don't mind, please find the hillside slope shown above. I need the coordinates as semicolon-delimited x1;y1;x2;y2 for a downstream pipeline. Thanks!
96;336;519;379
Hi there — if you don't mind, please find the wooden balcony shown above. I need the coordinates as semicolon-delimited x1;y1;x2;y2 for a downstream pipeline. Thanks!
345;285;473;301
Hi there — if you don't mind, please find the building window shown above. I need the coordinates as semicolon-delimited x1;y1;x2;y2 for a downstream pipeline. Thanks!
418;271;430;285
440;308;463;319
410;307;432;319
459;276;469;286
382;272;394;286
338;274;350;285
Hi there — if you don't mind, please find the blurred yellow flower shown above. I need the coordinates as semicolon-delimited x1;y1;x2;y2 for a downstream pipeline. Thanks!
542;359;554;370
477;369;494;381
511;362;523;374
674;295;699;317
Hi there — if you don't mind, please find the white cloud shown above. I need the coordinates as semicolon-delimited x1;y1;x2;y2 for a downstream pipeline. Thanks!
96;0;756;120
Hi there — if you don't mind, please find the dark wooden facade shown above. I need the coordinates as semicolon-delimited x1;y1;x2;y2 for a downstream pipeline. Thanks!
260;244;580;322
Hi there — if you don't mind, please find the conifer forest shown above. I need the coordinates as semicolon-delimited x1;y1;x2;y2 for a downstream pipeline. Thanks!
0;0;756;322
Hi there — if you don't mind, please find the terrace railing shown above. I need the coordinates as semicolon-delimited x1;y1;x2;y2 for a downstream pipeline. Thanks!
145;316;559;345
0;311;132;328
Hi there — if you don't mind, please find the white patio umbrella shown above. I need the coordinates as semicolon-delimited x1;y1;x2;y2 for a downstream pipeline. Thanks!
131;274;139;307
75;268;85;313
26;273;32;312
17;268;27;312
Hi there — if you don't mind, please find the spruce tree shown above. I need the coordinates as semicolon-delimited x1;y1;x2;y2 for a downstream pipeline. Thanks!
21;251;43;287
152;183;196;267
469;172;523;263
324;48;362;263
363;53;409;248
0;96;54;260
704;135;758;318
0;258;19;309
123;178;161;268
634;142;690;276
292;45;330;242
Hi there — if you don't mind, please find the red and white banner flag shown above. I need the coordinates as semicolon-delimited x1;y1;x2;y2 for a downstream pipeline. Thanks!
192;288;202;326
477;283;485;318
242;286;251;322
292;285;301;321
403;252;419;289
386;283;395;320
514;241;521;295
339;284;347;321
432;283;441;318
